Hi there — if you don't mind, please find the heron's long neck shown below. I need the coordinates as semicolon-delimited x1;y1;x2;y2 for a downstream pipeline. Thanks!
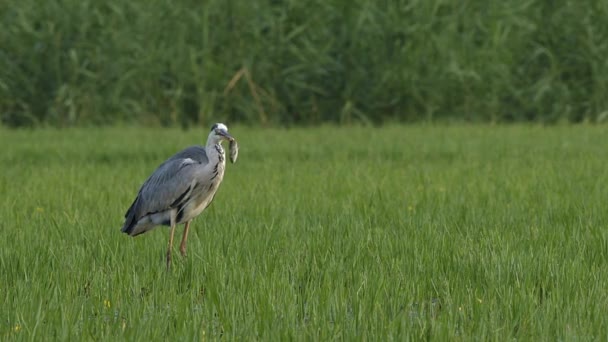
206;140;225;164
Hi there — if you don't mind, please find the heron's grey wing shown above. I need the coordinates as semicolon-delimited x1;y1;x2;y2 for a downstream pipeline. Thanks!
126;146;209;223
166;146;209;164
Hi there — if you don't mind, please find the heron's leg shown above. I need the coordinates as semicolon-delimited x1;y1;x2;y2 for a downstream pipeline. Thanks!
166;211;177;270
179;220;192;257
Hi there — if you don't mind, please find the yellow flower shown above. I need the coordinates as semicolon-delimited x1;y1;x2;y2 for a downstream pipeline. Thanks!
35;207;44;213
104;299;111;309
13;324;21;333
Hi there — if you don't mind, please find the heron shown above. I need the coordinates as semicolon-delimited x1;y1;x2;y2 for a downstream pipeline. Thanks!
121;123;236;269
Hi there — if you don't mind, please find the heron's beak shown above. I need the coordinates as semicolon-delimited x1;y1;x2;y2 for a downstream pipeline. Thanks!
218;129;234;142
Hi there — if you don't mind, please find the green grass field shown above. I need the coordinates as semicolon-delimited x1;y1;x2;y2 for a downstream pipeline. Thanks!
1;125;608;340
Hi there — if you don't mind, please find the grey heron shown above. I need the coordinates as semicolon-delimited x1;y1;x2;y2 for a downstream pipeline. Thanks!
121;123;236;269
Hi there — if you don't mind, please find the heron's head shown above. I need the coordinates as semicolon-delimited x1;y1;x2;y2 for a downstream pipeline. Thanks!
207;123;234;145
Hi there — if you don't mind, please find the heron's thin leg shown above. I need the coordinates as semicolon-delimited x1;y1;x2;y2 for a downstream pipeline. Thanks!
179;220;192;257
166;212;177;270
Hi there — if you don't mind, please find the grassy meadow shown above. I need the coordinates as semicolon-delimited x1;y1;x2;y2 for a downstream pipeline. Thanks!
1;124;608;340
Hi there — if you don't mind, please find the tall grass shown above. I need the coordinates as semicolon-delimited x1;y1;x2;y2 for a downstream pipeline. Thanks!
2;0;608;127
1;125;608;339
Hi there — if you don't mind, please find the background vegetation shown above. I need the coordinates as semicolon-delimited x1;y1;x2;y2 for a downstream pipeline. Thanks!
2;125;608;340
2;0;608;127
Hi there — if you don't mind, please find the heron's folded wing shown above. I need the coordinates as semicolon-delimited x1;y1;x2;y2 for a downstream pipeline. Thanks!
132;158;203;220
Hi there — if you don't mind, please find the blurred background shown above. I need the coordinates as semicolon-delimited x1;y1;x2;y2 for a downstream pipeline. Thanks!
1;0;607;128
